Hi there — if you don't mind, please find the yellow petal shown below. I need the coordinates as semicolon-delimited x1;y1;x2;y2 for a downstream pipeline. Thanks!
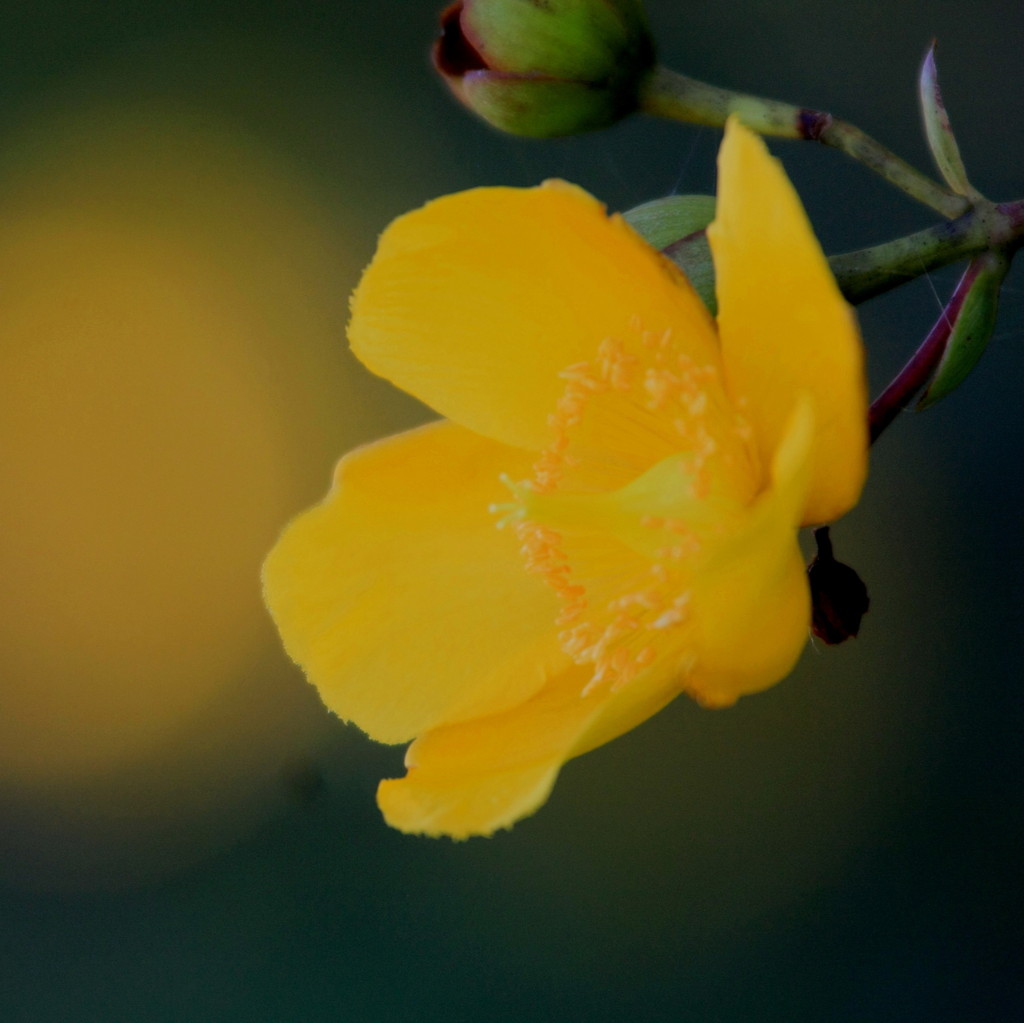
350;181;720;453
685;397;816;707
376;407;818;840
708;119;868;525
510;402;814;709
377;663;679;838
262;420;569;744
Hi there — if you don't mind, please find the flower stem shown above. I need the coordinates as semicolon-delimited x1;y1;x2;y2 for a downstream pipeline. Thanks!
639;66;968;218
830;199;1024;305
867;256;989;442
813;525;834;560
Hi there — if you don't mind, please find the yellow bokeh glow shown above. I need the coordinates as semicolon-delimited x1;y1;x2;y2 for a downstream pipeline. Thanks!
0;102;356;801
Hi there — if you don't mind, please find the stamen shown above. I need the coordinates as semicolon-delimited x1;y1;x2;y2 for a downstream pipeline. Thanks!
489;473;532;528
498;318;759;697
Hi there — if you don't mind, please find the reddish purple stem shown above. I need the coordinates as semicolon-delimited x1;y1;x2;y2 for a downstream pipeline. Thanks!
867;258;984;443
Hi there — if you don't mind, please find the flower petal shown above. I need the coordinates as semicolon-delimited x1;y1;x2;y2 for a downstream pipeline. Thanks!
350;181;720;452
262;420;568;744
375;405;818;839
685;397;816;708
377;662;679;838
708;119;868;525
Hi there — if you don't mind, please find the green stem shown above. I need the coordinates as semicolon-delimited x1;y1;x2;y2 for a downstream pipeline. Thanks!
830;199;1024;304
662;200;1023;307
639;65;808;137
639;66;968;219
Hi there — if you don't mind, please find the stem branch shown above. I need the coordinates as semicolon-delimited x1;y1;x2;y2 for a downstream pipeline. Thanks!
866;263;973;442
813;116;967;219
640;66;968;218
830;199;1024;305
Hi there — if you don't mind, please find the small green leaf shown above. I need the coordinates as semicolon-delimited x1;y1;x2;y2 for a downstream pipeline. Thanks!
919;251;1008;409
622;195;716;251
918;43;980;199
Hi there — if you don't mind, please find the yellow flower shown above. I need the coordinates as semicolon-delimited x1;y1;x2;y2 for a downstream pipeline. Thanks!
263;120;868;838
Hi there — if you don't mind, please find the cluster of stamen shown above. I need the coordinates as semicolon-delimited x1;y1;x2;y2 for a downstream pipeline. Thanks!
499;317;754;696
530;334;638;495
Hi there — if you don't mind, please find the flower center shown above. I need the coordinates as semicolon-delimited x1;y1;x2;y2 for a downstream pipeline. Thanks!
497;318;760;696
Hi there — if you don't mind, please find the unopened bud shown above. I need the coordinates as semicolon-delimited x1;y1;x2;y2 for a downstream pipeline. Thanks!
918;250;1009;409
808;527;869;645
433;0;655;138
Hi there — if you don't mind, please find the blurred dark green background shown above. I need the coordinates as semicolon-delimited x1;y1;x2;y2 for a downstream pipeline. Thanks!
0;2;1021;1020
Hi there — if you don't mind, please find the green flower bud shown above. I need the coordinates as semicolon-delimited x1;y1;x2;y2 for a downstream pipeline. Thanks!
433;0;656;138
918;250;1009;410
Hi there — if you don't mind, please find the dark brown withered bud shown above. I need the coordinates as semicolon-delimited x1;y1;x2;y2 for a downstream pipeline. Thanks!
807;526;869;645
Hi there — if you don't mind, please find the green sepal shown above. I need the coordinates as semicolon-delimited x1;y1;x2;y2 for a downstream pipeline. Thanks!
462;75;630;137
918;43;980;200
664;232;717;315
918;251;1008;409
463;0;644;80
623;195;717;313
622;194;715;249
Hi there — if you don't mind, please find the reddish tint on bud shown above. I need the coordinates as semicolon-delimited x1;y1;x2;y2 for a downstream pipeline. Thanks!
436;3;488;77
808;527;870;645
433;0;655;138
